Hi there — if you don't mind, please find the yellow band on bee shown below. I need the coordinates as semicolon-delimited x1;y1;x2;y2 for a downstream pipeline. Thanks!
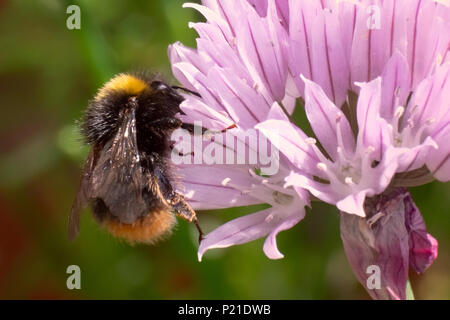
96;73;149;99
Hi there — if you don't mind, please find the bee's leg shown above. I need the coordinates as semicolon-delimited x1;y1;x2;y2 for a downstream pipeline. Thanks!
169;193;196;221
193;219;204;244
169;193;204;243
153;164;204;243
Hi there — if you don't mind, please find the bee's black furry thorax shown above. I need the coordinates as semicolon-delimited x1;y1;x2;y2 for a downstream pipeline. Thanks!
82;74;184;153
69;72;201;244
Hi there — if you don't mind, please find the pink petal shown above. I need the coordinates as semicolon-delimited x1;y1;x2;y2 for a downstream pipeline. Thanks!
178;165;261;210
310;7;350;107
256;119;321;175
285;171;341;205
341;188;439;300
288;0;323;97
428;122;450;181
356;77;386;160
207;67;270;127
336;189;372;217
361;146;401;194
336;0;357;74
350;0;408;88
267;102;290;121
396;136;438;173
290;184;311;208
169;43;208;92
198;206;305;261
244;0;290;27
182;181;260;209
263;208;305;259
405;63;450;134
183;2;233;41
178;96;233;130
404;193;438;274
246;0;268;16
340;189;411;300
407;0;450;88
302;75;355;160
380;51;411;121
191;22;251;82
275;0;289;27
172;62;227;115
236;0;288;101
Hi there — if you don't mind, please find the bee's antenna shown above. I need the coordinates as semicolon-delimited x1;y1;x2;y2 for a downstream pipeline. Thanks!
171;86;201;98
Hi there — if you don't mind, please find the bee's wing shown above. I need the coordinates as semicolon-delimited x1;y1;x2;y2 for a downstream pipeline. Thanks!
68;146;98;241
90;108;151;224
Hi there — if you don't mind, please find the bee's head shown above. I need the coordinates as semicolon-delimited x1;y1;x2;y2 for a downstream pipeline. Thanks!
82;73;184;145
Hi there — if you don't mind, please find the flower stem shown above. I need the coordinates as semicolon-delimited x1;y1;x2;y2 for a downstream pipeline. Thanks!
406;279;415;300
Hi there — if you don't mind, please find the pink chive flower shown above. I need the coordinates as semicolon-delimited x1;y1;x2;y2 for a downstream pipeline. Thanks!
259;54;450;217
168;0;449;298
257;53;446;298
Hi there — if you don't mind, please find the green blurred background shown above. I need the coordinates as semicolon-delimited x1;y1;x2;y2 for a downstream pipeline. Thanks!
0;0;448;299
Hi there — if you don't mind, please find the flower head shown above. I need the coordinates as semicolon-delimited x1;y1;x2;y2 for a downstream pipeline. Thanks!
258;53;449;216
168;0;449;299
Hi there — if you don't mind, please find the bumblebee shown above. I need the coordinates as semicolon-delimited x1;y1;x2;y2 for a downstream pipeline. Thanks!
69;72;203;244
